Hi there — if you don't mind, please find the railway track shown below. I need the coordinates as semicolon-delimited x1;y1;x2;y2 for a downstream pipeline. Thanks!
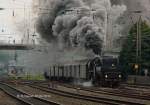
121;83;150;89
103;87;150;100
27;83;145;105
44;82;150;101
3;80;150;105
0;82;61;105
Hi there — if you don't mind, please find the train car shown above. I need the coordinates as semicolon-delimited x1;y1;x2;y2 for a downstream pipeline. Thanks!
44;63;87;82
44;56;122;87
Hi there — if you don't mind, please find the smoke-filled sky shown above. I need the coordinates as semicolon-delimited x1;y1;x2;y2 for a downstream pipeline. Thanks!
0;0;150;44
36;0;127;55
1;0;150;72
15;0;127;72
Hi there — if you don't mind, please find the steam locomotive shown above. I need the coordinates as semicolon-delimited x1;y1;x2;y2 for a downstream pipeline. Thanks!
44;56;122;87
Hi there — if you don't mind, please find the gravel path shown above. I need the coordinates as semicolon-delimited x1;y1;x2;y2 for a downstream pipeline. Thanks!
0;89;25;105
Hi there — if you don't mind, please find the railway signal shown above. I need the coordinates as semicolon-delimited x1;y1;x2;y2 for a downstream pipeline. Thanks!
134;64;139;70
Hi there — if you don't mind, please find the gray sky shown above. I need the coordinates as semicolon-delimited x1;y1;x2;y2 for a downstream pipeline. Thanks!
0;0;33;43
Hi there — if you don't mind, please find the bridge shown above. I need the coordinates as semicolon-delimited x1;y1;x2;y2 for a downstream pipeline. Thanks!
0;44;33;50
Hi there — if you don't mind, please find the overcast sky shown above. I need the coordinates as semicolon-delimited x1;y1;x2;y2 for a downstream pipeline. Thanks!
0;0;33;43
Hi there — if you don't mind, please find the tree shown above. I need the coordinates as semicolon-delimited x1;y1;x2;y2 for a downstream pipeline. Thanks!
119;21;150;75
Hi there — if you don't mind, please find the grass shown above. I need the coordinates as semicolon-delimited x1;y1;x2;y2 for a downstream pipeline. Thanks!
9;74;45;81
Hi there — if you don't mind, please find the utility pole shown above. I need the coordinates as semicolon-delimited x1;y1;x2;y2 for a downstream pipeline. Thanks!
129;11;142;75
139;16;142;75
135;15;142;75
135;17;139;75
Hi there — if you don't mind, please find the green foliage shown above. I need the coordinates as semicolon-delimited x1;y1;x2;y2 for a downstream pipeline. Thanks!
22;73;45;80
119;21;150;75
9;73;45;80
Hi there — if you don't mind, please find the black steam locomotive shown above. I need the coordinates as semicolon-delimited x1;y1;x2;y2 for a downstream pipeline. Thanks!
87;56;122;87
44;56;122;87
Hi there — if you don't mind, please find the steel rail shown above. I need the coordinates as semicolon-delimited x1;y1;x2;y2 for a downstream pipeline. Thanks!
49;82;150;101
28;84;144;105
0;82;61;105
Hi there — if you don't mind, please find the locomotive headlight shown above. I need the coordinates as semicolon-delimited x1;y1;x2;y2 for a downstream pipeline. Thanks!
105;74;108;78
119;74;122;78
